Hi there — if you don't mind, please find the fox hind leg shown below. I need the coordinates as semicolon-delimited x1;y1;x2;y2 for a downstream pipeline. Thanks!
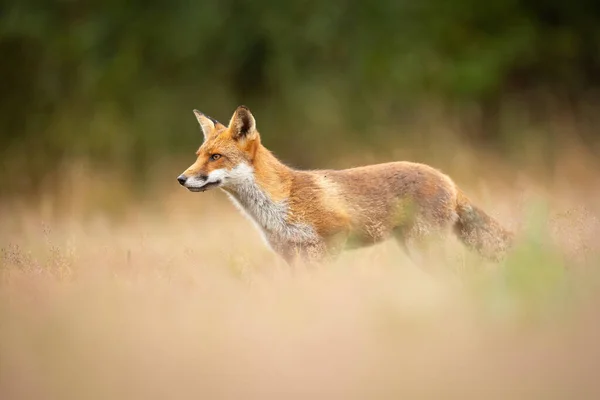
394;225;452;274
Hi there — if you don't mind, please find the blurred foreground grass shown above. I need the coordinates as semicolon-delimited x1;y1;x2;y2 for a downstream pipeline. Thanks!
1;148;600;399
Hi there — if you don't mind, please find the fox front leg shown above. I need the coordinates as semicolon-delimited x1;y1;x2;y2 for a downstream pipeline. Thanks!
276;241;329;268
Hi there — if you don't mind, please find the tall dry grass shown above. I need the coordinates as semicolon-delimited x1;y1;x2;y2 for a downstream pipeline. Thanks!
1;147;600;400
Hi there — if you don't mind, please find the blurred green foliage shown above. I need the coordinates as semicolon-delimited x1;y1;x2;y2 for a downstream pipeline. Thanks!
1;0;600;194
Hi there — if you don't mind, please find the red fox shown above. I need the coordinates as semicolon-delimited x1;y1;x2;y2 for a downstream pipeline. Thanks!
177;106;513;265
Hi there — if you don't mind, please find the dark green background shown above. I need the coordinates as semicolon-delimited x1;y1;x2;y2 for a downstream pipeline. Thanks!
2;0;599;195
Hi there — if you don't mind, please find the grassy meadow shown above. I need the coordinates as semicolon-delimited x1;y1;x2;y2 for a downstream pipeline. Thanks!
3;1;600;398
1;142;600;400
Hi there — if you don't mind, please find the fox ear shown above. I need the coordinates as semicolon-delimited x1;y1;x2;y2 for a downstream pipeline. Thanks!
193;109;216;141
228;105;257;141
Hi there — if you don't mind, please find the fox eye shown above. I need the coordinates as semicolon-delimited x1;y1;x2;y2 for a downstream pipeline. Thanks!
210;154;222;161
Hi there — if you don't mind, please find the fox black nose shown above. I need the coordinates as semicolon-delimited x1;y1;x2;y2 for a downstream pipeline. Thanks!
177;175;187;186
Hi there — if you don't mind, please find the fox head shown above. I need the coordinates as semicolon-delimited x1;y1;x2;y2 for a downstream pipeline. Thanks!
177;105;260;192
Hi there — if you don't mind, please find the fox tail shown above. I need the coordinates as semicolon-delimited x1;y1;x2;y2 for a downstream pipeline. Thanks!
453;190;513;261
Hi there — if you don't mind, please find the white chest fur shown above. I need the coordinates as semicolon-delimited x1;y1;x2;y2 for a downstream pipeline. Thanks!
220;164;317;244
